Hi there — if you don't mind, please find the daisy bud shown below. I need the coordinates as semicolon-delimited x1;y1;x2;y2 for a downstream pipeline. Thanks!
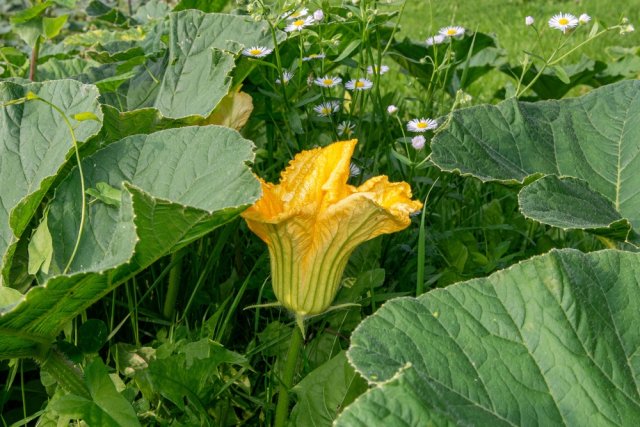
313;9;324;22
411;135;426;150
579;13;591;24
525;16;534;26
387;105;398;115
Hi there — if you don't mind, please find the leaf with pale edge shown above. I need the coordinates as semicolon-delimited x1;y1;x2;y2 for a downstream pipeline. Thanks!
431;80;640;241
337;249;640;426
0;80;102;284
0;126;260;359
290;351;367;427
126;10;282;119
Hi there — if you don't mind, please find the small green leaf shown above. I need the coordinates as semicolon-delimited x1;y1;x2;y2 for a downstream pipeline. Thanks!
42;15;68;40
10;1;53;24
86;182;122;208
334;40;361;62
0;287;24;315
85;358;140;426
27;211;53;275
291;351;367;427
552;65;571;84
589;21;599;38
390;147;413;166
173;0;229;12
72;111;101;122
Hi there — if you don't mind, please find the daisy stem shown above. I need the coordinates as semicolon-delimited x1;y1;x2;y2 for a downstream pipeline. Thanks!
32;96;88;275
548;27;612;66
517;23;593;98
273;325;304;427
266;19;297;149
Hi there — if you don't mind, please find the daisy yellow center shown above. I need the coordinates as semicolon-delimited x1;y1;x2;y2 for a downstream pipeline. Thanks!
321;107;331;114
355;81;365;88
293;19;305;27
416;122;427;129
250;49;262;55
447;29;457;35
558;18;569;25
323;79;334;85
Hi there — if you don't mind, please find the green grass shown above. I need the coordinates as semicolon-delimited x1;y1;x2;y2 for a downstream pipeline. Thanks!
378;0;640;103
397;0;640;62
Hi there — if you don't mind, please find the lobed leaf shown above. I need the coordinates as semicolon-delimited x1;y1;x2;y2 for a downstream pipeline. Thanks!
338;249;640;426
0;80;103;284
431;80;640;239
0;125;260;359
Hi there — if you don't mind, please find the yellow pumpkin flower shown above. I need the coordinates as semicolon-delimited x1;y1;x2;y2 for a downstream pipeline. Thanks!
242;140;422;326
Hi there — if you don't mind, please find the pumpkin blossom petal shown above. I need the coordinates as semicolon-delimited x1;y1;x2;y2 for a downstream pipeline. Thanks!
242;140;422;318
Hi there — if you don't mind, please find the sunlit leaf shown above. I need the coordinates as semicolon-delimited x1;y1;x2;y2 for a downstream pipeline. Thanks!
0;80;102;284
0;126;260;359
431;80;640;240
338;249;640;426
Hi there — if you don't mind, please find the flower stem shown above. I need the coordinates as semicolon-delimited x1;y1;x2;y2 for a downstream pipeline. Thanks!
163;249;185;319
29;36;41;81
273;324;304;427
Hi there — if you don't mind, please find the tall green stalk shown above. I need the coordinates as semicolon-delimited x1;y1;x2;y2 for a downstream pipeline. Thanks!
273;325;304;427
163;248;186;320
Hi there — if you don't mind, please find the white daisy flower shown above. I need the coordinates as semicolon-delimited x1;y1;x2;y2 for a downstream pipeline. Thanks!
275;70;294;85
426;34;446;46
525;16;534;26
411;135;426;150
387;105;398;115
439;26;465;38
367;64;390;75
578;13;591;24
313;101;340;117
303;53;326;61
349;163;361;177
314;75;342;88
282;8;308;20
242;46;273;58
285;16;315;32
345;78;373;91
548;13;579;32
337;121;355;137
407;118;438;133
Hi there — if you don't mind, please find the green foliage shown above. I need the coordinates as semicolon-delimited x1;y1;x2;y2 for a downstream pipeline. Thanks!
431;80;640;243
50;358;140;426
339;249;640;426
1;0;639;425
0;80;103;283
0;124;260;359
290;351;367;427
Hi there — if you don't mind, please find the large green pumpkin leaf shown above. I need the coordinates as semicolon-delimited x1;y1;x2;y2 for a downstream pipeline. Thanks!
0;126;260;359
431;80;640;239
125;10;281;119
0;80;103;284
337;249;640;426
